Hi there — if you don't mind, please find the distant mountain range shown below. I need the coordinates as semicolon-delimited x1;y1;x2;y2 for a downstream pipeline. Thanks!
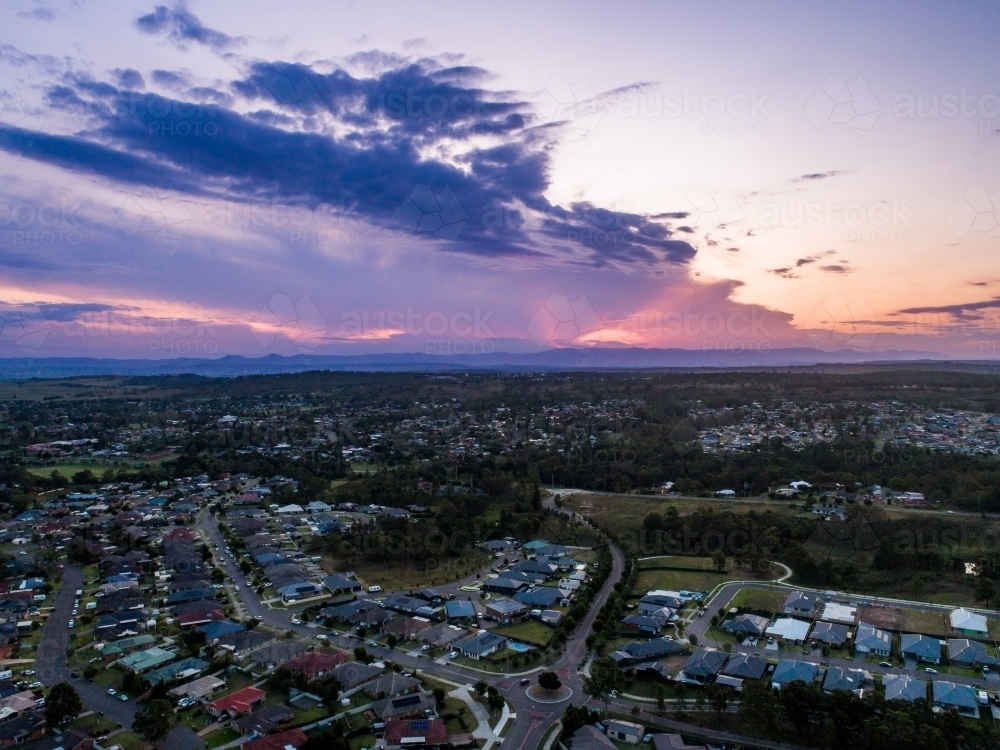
0;346;969;380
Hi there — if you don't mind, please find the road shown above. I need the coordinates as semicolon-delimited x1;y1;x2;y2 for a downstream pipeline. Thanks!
196;507;627;750
37;566;205;750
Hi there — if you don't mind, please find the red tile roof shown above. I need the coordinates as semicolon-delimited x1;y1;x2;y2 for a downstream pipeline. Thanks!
383;718;448;745
285;650;347;679
207;686;266;716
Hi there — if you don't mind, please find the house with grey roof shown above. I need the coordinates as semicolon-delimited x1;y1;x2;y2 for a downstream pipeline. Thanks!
822;667;868;693
723;653;768;680
947;638;999;667
722;613;769;637
444;600;477;622
680;649;727;683
854;623;891;657
932;680;979;717
901;634;942;664
770;659;818;689
783;591;818;616
809;621;848;647
455;630;507;660
485;597;528;624
883;674;928;702
608;637;686;666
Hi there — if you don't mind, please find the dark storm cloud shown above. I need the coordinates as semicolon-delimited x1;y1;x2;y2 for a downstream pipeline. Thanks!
111;68;145;89
899;297;1000;319
0;37;693;269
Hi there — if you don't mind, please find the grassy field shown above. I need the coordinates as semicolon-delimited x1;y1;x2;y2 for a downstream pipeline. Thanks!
112;731;147;750
727;588;787;613
633;568;736;597
71;714;120;736
492;620;554;648
341;550;491;591
638;556;719;571
900;608;948;636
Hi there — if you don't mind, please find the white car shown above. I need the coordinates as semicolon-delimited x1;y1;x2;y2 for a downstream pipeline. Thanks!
68;619;75;628
368;585;382;593
107;688;116;696
316;634;328;640
255;615;263;621
421;644;430;651
290;617;302;625
448;651;459;659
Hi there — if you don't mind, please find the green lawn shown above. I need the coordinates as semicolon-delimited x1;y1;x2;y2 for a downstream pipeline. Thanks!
638;556;718;571
727;588;787;613
290;705;329;726
634;568;733;597
347;733;376;750
177;709;216;732
901;609;947;637
70;714;120;736
112;731;147;750
203;728;240;748
92;667;124;688
492;620;554;648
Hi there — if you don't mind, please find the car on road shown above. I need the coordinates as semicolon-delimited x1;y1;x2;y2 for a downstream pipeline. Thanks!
118;694;129;701
367;585;382;593
69;672;80;679
68;619;75;628
291;617;302;625
316;634;327;640
27;682;40;690
255;615;263;620
421;644;430;651
879;662;893;668
107;688;116;696
21;670;34;676
519;678;529;685
368;641;379;648
925;668;938;674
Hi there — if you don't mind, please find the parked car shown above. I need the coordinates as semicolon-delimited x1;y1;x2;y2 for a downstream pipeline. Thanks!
316;634;328;640
925;668;938;674
118;694;129;702
421;644;430;651
879;662;893;668
449;651;459;659
519;678;529;685
107;688;116;696
368;585;382;593
291;617;302;625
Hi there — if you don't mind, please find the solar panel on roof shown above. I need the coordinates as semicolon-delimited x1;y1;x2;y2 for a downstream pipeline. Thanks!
394;695;421;707
410;719;429;730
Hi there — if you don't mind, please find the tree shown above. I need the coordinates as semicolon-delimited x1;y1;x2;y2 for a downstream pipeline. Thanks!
122;670;150;697
45;682;82;729
738;680;777;738
486;686;504;712
267;666;294;694
654;683;665;713
583;658;622;716
132;699;175;747
473;680;488;697
711;549;727;572
538;671;561;692
386;634;398;649
432;687;446;707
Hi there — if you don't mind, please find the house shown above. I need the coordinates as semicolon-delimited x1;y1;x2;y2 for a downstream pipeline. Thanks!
722;653;767;680
207;686;266;718
146;657;209;685
59;729;93;750
363;673;420;700
455;630;507;660
640;591;685;611
571;724;617;750
513;587;564;608
278;582;325;604
883;674;928;702
231;705;295;737
199;620;245;643
721;613;769;637
822;667;868;693
932;680;979;717
332;661;383;691
242;728;308;750
381;616;433;641
765;618;811;644
373;691;437;722
482;577;525;595
323;573;362;595
947;639;999;667
285;650;347;680
680;649;727;683
250;640;311;669
901;634;942;664
114;646;178;673
382;718;448;750
606;719;645;745
485;598;528;624
770;659;819;689
854;623;891;657
216;630;274;659
783;591;818;616
809;621;848;647
100;634;157;660
445;600;477;622
820;602;857;625
950;608;989;637
607;638;685;667
169;675;226;702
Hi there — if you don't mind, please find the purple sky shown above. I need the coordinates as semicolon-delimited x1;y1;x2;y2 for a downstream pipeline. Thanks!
1;0;1000;359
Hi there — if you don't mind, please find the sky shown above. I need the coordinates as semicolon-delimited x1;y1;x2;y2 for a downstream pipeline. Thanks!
1;0;1000;360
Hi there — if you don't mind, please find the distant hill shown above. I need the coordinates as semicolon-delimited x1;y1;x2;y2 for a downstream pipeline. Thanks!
0;346;966;380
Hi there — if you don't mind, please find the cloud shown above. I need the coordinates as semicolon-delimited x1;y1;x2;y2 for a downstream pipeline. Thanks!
768;267;799;279
150;69;189;88
819;264;851;274
135;3;245;52
898;297;1000;319
111;68;145;89
794;170;845;181
0;52;694;271
17;7;55;20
